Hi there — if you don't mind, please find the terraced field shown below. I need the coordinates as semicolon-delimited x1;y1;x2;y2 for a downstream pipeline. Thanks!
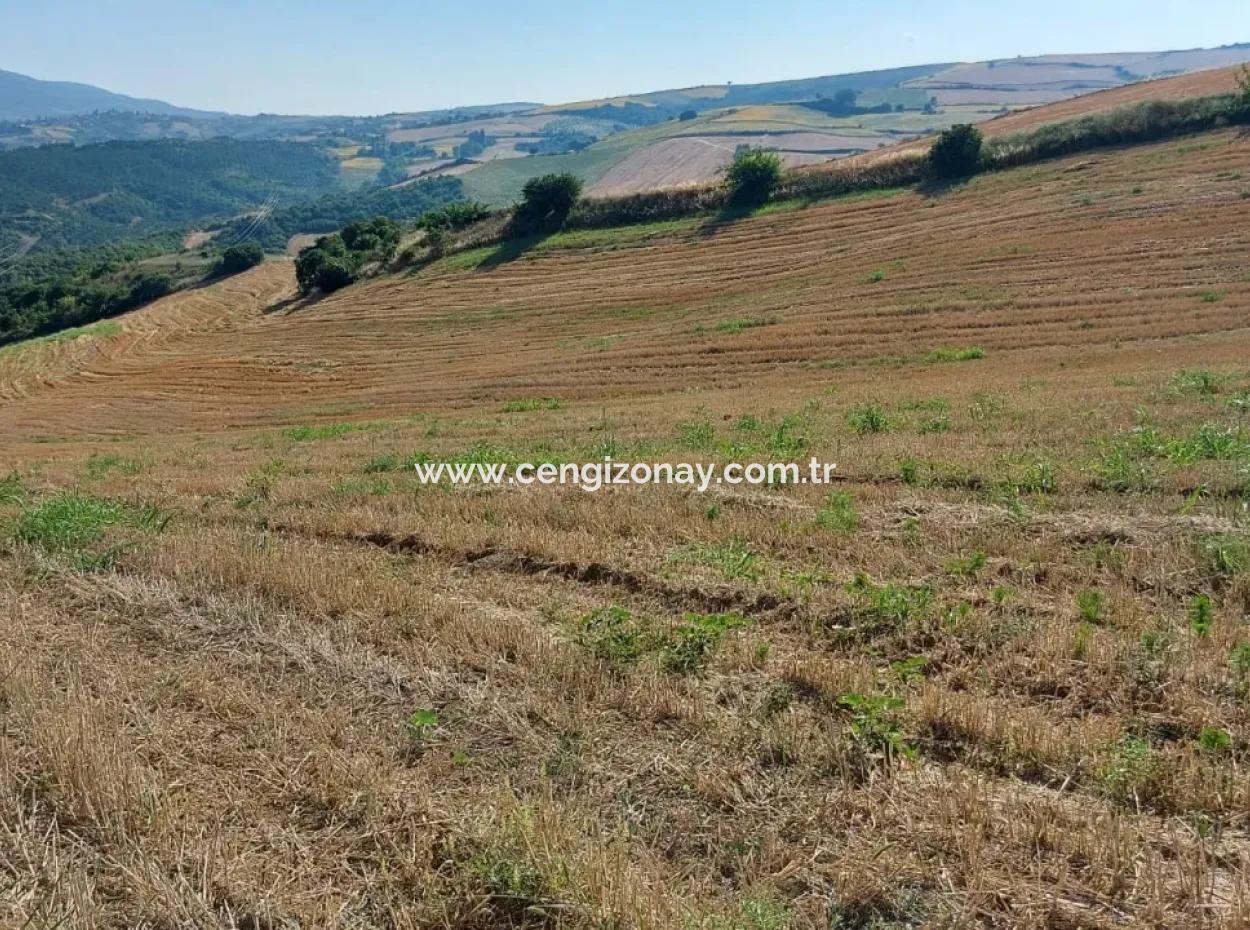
2;121;1250;928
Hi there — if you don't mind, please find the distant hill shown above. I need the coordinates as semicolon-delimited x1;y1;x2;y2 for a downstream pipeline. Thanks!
0;68;223;120
0;139;339;253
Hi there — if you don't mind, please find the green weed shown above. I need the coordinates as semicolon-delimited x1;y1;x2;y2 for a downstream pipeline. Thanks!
847;404;890;435
924;346;985;363
670;537;762;582
815;491;858;533
502;397;560;413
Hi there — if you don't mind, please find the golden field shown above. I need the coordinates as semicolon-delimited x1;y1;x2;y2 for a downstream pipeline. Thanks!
1;117;1250;928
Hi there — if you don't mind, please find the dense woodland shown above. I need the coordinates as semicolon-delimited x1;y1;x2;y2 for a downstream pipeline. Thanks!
0;139;340;252
214;176;465;251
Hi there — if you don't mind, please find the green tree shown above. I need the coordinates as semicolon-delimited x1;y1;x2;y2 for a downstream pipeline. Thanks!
295;235;358;296
127;273;173;304
341;216;400;264
213;243;265;277
928;124;984;179
510;173;583;235
418;201;492;231
725;147;783;207
424;228;449;259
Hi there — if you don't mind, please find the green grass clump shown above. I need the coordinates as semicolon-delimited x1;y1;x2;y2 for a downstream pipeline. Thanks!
845;573;932;631
1198;726;1232;754
1099;734;1155;807
838;692;914;766
363;451;432;473
815;491;858;533
714;316;776;335
13;493;165;567
847;404;890;435
576;605;750;675
669;537;762;582
1166;424;1249;464
83;453;145;480
661;612;751;674
502;397;560;413
677;415;716;451
0;473;26;506
283;422;363;442
1189;594;1214;636
1196;534;1250;581
705;894;792;930
1170;369;1223;397
924;346;985;363
945;551;987;578
576;605;652;667
1076;589;1106;624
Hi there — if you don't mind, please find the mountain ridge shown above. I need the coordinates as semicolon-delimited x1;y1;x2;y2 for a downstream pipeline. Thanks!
0;68;227;120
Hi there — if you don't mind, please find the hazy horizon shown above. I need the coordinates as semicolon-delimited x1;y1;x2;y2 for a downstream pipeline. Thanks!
3;0;1249;116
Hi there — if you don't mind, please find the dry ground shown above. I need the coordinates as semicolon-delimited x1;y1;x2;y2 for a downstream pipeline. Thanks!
1;127;1250;929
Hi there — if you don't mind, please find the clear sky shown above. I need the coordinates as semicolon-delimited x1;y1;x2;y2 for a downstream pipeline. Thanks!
2;0;1248;115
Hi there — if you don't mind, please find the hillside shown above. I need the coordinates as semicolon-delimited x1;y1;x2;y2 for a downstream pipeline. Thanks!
0;139;344;253
6;42;1247;200
835;64;1249;169
0;68;222;120
431;44;1250;202
2;119;1249;929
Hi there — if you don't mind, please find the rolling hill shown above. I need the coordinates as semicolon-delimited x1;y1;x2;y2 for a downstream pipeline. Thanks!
412;43;1250;202
0;67;223;120
1;73;1249;929
6;42;1249;202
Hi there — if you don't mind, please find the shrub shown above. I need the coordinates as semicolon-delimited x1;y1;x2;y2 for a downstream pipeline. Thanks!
984;95;1249;169
424;227;449;259
213;242;265;277
725;148;783;207
127;273;173;305
928;124;983;179
509;172;583;235
341;216;400;264
295;235;359;295
417;201;492;231
568;186;724;229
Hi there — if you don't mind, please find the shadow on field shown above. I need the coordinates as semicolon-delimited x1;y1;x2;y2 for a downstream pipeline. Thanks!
264;291;330;316
695;203;765;238
474;233;550;268
917;177;972;199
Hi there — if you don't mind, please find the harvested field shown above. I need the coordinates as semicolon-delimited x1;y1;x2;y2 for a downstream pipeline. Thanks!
2;121;1250;930
975;65;1247;137
840;65;1250;170
590;134;879;196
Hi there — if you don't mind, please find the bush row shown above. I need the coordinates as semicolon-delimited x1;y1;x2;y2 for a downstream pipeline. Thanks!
983;94;1250;169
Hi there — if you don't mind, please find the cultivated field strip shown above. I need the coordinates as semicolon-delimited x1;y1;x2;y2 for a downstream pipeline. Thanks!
0;130;1247;447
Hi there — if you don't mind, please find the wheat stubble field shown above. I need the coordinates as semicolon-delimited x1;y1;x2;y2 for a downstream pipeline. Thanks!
1;118;1250;928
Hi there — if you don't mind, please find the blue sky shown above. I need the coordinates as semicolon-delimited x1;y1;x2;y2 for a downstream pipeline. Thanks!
2;0;1248;115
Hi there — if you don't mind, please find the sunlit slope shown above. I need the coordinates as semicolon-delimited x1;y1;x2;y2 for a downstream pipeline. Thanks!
1;127;1247;451
842;65;1249;169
